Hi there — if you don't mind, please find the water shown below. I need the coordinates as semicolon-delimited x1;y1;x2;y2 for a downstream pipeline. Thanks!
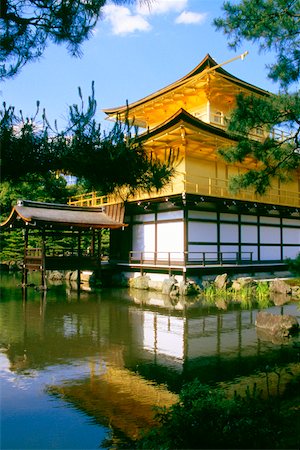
1;272;299;449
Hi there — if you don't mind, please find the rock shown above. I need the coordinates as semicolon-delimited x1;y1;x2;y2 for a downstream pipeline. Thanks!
65;271;73;280
80;271;93;283
291;286;300;299
179;280;201;296
271;293;291;306
255;311;299;338
128;275;150;290
202;280;212;289
162;276;178;295
48;270;63;281
169;285;180;299
214;273;228;290
215;298;228;310
269;278;292;295
256;328;291;345
232;277;254;291
70;271;79;281
148;280;164;291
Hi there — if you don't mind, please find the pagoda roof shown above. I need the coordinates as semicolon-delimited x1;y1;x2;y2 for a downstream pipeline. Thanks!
1;200;126;230
138;108;238;143
103;53;270;117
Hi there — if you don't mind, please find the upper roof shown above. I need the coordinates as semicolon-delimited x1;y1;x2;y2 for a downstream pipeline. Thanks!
103;53;270;117
1;200;126;230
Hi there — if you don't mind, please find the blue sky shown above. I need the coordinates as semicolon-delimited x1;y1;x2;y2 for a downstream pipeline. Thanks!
1;0;279;131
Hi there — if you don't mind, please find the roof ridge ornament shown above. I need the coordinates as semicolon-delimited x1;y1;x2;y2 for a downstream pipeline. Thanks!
207;51;249;74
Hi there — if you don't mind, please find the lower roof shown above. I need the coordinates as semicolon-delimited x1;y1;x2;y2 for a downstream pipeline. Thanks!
1;200;126;230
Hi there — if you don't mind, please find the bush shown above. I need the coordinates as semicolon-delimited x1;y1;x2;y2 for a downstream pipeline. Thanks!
287;253;300;276
136;380;286;449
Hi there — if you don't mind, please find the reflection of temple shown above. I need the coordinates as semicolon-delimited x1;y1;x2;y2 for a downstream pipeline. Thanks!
1;283;298;438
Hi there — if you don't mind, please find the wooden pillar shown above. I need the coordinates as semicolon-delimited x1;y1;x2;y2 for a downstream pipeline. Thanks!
22;227;29;287
77;230;82;289
91;229;96;257
41;228;47;289
97;229;102;280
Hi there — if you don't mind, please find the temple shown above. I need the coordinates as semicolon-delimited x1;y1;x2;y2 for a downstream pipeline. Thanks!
4;54;300;282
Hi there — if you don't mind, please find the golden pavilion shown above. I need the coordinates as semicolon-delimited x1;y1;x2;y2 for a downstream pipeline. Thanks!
55;54;300;279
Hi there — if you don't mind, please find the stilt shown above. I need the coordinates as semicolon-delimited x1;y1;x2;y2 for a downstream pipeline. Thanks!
96;229;102;281
77;230;82;290
91;229;96;257
41;228;47;289
22;228;29;287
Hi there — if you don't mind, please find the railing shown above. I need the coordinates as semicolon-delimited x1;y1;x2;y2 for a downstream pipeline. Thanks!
68;175;300;208
184;176;300;207
24;248;43;270
23;247;100;272
129;251;253;267
193;112;292;142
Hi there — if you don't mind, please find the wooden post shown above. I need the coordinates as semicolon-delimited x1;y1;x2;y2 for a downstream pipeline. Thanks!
97;229;102;281
41;228;47;289
77;230;82;290
91;229;96;256
22;228;29;287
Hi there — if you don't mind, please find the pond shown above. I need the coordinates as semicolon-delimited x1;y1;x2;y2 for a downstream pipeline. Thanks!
1;272;299;449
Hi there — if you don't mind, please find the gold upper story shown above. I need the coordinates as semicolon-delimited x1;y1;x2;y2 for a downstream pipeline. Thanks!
70;54;299;208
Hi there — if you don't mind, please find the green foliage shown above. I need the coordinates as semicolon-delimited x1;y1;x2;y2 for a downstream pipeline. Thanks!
0;174;75;219
214;0;300;89
0;173;88;263
0;0;145;80
137;380;285;449
0;84;176;197
256;281;270;299
0;229;24;263
287;252;300;276
218;92;300;194
214;0;300;194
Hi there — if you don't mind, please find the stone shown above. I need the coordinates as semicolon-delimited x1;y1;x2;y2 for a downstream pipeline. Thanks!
148;280;164;291
169;285;180;299
162;276;178;295
291;286;300;299
48;270;63;281
255;311;299;338
269;278;292;295
271;293;291;306
70;271;79;281
214;273;228;290
128;275;150;290
179;280;201;296
231;277;254;291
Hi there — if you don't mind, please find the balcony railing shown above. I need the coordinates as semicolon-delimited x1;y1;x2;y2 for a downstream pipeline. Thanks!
69;175;300;208
184;176;300;207
129;251;253;267
193;112;292;142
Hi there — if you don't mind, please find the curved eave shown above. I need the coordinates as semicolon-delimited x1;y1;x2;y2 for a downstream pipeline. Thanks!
137;108;238;143
1;201;127;230
103;54;270;117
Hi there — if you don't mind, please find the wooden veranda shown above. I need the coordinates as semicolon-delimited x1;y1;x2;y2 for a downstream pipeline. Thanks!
1;200;126;288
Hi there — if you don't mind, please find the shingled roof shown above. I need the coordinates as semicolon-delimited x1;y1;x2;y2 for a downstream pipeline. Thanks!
1;200;126;230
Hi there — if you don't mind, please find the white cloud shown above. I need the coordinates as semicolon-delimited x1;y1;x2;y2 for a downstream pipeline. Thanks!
102;4;151;35
137;0;188;16
175;10;207;24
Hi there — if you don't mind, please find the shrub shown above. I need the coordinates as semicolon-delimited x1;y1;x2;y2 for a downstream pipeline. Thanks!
136;380;285;449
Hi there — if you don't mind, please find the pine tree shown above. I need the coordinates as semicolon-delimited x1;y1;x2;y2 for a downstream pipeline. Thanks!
214;0;300;194
0;0;148;80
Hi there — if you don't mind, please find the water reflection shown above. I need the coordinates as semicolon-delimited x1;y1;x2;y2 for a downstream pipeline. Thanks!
1;273;299;448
